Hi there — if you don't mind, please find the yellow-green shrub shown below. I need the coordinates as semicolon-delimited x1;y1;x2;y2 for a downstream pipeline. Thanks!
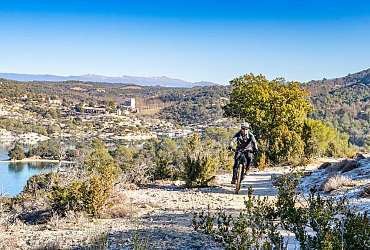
183;134;218;187
303;119;353;158
50;139;120;216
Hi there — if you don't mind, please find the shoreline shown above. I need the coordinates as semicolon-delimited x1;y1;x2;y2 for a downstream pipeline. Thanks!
0;158;74;163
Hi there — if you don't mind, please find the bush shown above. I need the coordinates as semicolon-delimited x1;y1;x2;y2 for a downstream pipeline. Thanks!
28;139;60;160
8;143;25;160
50;174;115;217
184;155;218;188
150;138;181;180
183;134;218;187
23;173;56;194
50;139;120;216
193;186;284;249
256;151;269;171
193;172;370;249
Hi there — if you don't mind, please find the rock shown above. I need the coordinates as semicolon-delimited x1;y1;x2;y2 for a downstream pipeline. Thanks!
354;153;366;161
318;162;332;170
340;160;359;173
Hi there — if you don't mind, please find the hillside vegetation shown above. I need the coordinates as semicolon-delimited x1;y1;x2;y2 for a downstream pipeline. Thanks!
1;68;369;150
306;68;370;148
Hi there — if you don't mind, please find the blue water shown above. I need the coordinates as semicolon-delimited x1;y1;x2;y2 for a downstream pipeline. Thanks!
0;145;56;197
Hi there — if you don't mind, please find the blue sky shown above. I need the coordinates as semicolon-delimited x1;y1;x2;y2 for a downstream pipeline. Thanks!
1;0;370;83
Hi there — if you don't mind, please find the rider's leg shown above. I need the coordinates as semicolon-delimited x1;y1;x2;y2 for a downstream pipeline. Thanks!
241;156;252;181
245;155;252;172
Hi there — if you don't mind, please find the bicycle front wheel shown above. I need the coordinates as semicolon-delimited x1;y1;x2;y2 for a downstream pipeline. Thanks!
235;165;243;194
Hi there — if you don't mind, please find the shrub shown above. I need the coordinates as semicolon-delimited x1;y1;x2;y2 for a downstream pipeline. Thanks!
23;173;56;195
150;138;181;180
302;119;353;159
183;134;218;187
8;143;25;160
184;155;218;188
50;139;119;216
193;172;370;249
28;140;60;160
50;174;114;216
256;151;268;170
193;187;285;249
50;181;83;215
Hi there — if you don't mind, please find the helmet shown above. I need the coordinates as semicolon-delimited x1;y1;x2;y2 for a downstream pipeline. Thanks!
240;122;250;129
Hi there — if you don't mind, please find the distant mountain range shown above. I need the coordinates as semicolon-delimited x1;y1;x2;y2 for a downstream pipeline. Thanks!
0;73;218;88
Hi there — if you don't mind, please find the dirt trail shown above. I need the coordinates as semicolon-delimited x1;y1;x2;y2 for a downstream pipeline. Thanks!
108;168;287;249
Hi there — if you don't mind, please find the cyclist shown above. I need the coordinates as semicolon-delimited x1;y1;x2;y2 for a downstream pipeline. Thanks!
228;122;258;184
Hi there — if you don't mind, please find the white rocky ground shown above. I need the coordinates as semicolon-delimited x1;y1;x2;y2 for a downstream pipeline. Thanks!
0;157;369;249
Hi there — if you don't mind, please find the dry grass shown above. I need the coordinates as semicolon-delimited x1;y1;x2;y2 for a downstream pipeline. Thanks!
35;240;62;250
321;175;355;193
0;236;22;249
102;190;137;218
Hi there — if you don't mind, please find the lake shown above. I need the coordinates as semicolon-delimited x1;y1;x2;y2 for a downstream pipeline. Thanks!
0;145;57;197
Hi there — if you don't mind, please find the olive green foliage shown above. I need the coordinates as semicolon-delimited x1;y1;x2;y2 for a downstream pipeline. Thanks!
193;186;285;249
50;139;119;216
256;151;268;170
8;143;25;160
224;74;352;165
113;129;233;185
159;86;229;125
0;118;48;136
183;134;219;187
114;145;136;171
224;74;312;164
202;129;234;172
23;172;57;195
150;138;181;180
28;139;61;160
302;119;353;158
51;177;115;216
307;70;370;148
112;145;149;184
84;139;120;180
193;172;370;250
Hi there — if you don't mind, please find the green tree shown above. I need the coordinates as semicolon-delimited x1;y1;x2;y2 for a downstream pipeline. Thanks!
28;139;60;159
302;119;352;158
152;138;180;180
84;139;120;179
8;143;25;160
114;145;136;171
224;74;312;164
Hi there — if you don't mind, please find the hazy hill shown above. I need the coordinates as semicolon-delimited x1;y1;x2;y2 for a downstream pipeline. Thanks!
306;68;370;95
306;68;370;148
0;73;218;88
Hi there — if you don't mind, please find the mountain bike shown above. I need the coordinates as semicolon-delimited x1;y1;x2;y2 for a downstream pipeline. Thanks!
234;149;251;194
